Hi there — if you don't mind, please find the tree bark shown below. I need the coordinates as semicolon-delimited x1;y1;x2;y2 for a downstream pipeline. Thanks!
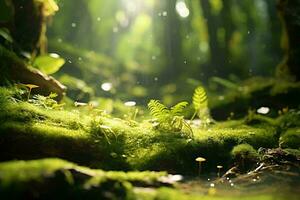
160;0;183;83
0;0;66;100
0;45;66;100
277;0;300;81
200;0;227;78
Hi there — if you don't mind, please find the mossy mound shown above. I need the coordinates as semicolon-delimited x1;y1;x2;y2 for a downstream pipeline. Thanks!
0;87;298;174
279;128;300;149
0;158;166;199
0;158;298;200
210;77;300;119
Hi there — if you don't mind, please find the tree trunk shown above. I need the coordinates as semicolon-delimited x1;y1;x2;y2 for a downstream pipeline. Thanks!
0;0;66;100
200;0;226;78
277;0;300;81
221;0;235;72
160;0;183;83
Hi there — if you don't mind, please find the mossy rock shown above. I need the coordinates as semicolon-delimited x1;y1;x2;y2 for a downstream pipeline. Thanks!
279;128;300;149
0;158;298;200
0;158;166;199
210;77;300;120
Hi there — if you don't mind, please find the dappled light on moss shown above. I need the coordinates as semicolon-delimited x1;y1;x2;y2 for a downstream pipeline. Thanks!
1;0;300;198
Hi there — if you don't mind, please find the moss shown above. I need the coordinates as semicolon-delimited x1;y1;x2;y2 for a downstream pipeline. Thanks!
279;128;300;149
0;158;166;199
210;76;300;120
135;187;297;200
231;144;259;160
0;86;293;174
1;158;297;200
230;143;259;170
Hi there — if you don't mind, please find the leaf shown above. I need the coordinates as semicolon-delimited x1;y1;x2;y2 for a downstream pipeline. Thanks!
48;92;58;99
171;101;188;116
33;53;65;75
0;28;13;43
211;76;238;90
148;100;169;120
192;86;208;110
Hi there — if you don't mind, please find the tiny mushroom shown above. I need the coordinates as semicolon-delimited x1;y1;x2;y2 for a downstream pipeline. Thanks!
195;157;206;176
217;165;223;178
24;84;39;100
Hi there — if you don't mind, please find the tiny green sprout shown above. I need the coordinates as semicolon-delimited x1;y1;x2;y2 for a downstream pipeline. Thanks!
217;165;223;178
24;84;39;100
195;157;206;176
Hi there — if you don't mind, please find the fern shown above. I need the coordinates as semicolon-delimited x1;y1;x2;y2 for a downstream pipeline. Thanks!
192;86;212;125
148;100;169;120
170;101;188;116
148;99;193;138
192;86;208;110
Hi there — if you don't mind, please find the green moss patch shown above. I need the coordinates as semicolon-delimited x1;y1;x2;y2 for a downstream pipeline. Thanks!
0;158;166;199
279;128;300;149
0;87;295;174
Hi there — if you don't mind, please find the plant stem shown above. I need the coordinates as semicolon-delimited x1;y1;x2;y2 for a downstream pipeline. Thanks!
198;163;202;177
27;88;32;101
191;111;197;121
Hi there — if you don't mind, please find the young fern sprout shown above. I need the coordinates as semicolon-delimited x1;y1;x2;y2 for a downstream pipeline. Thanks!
191;86;213;125
148;100;193;138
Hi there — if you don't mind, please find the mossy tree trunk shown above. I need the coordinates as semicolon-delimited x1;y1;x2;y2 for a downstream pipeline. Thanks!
277;0;300;81
10;0;47;55
0;0;65;100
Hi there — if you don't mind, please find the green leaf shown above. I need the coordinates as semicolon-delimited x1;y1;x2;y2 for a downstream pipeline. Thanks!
192;86;213;124
192;86;207;110
0;28;13;43
171;101;188;116
148;100;169;120
33;53;65;75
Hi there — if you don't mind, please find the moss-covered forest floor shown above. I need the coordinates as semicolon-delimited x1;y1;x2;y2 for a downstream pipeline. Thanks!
0;86;299;199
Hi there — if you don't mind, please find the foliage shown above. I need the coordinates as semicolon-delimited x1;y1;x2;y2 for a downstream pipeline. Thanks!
148;100;170;121
90;116;117;144
29;93;64;110
32;54;65;75
0;86;283;174
192;86;213;125
210;76;238;90
148;100;193;138
0;28;13;43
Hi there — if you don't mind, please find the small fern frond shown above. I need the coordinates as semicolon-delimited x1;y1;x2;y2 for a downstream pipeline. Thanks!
192;86;208;110
148;100;169;120
171;101;188;116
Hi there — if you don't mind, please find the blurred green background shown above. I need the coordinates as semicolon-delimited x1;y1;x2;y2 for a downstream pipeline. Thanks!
44;0;282;106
